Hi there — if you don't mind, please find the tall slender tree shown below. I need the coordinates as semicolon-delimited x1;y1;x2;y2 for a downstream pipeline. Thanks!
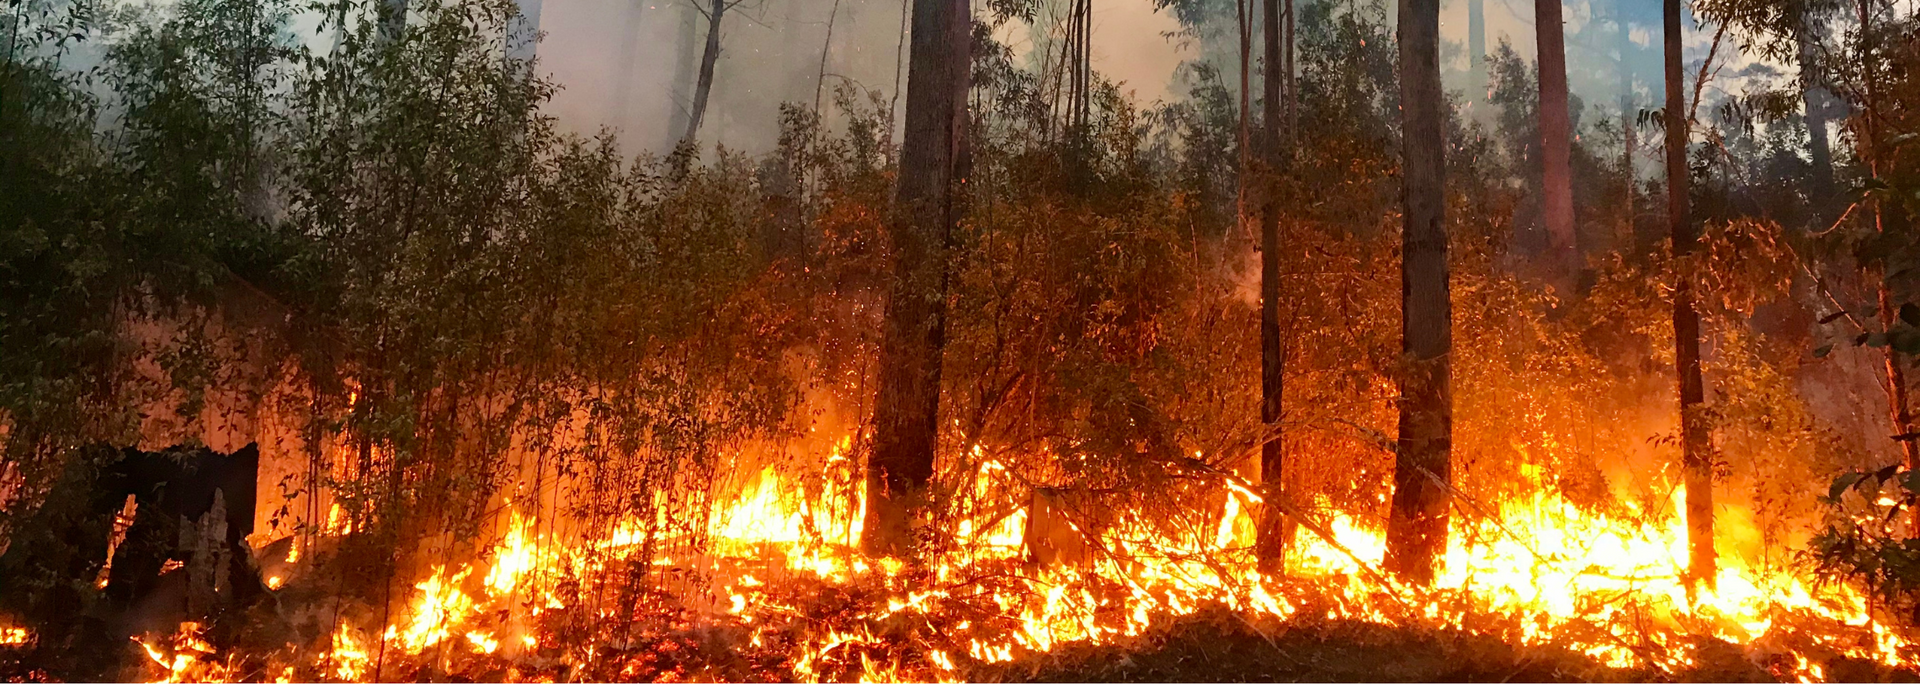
1385;0;1451;585
1618;6;1637;249
1468;0;1486;103
1664;0;1715;589
862;0;971;556
1537;0;1577;278
681;0;750;145
1254;0;1291;573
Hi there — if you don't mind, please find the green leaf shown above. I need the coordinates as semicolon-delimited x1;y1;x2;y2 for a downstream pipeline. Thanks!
1833;471;1867;501
1815;343;1834;358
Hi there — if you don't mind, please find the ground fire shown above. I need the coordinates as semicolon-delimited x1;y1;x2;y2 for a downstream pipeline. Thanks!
6;0;1920;681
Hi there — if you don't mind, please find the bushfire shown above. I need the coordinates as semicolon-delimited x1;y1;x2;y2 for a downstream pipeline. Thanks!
54;434;1903;682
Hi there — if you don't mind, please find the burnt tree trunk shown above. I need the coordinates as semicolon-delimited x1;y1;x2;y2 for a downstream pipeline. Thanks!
1254;0;1290;573
863;0;971;556
1385;0;1451;586
682;0;726;146
1664;0;1715;589
1536;0;1577;278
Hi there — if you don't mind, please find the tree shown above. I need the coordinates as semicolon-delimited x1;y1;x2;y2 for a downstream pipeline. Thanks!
681;0;749;145
1384;0;1451;585
1253;0;1291;573
1537;0;1577;279
1469;0;1486;103
1664;0;1715;589
863;0;971;556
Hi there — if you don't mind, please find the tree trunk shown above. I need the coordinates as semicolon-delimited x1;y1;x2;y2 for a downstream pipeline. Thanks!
1254;0;1290;574
1235;0;1251;235
1664;0;1714;590
1468;0;1485;103
862;0;971;557
1855;0;1920;528
1618;9;1636;250
608;0;648;127
667;2;699;148
1536;0;1577;279
682;0;726;145
1384;0;1450;586
1797;8;1833;203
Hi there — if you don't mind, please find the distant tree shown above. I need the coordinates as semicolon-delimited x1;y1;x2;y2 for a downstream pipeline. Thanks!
681;0;759;145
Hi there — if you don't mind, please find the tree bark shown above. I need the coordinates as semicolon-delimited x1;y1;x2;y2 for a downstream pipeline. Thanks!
863;0;971;556
681;0;726;145
1254;0;1290;573
1664;0;1715;590
1536;0;1577;278
1384;0;1450;586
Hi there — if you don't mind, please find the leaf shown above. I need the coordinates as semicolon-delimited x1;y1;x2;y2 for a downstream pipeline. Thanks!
1902;304;1920;328
1815;343;1834;358
1833;471;1867;501
1819;310;1849;325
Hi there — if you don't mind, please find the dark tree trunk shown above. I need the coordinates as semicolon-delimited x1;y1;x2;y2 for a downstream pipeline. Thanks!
1797;9;1834;203
1663;0;1714;589
1385;0;1450;586
682;0;726;145
1536;0;1577;278
1254;0;1290;573
862;0;971;556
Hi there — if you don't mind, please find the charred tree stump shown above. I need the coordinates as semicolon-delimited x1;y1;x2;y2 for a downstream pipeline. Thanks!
0;444;264;653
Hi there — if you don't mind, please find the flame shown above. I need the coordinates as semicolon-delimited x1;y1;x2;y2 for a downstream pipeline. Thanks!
113;432;1917;682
